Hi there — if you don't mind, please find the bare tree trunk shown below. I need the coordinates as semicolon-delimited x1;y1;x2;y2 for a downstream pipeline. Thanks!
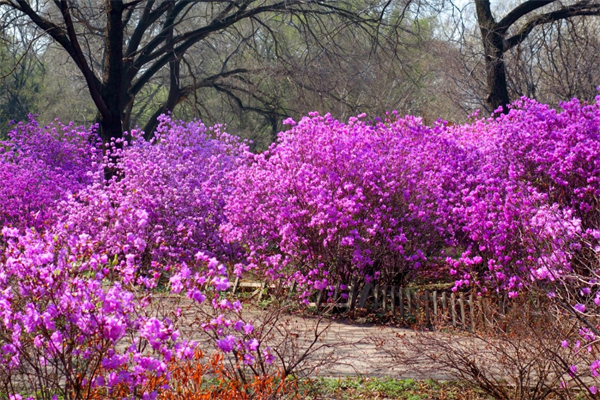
473;0;600;114
99;0;124;144
483;42;510;112
475;0;510;113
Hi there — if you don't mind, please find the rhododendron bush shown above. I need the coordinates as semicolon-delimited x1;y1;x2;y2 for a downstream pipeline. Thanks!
0;117;99;230
1;95;599;396
0;116;261;398
445;98;600;294
222;97;599;395
223;112;463;290
224;98;599;297
61;114;248;266
0;225;267;398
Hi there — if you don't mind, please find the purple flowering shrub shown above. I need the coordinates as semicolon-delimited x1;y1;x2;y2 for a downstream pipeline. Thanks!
223;112;464;292
0;117;100;230
1;95;599;395
223;98;599;299
0;226;265;399
0;116;263;398
61;115;248;268
0;226;186;397
446;97;600;294
221;98;600;394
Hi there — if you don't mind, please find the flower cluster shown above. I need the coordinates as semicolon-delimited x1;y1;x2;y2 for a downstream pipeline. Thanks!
61;114;248;266
0;225;263;398
223;112;463;292
444;97;600;292
0;116;100;230
0;227;180;397
0;115;256;398
222;98;600;393
1;95;599;395
224;98;600;296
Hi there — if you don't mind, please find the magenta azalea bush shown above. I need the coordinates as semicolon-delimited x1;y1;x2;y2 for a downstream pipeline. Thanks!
0;117;100;230
222;97;599;393
222;112;463;291
224;98;599;296
61;115;248;267
0;115;258;398
445;97;600;293
0;226;262;398
0;95;599;396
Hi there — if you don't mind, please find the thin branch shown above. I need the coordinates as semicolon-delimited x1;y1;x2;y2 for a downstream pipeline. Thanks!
497;0;557;32
9;0;108;117
504;2;600;50
130;0;370;97
0;31;43;79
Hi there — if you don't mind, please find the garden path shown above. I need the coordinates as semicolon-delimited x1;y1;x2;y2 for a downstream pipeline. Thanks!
285;316;454;380
166;298;463;380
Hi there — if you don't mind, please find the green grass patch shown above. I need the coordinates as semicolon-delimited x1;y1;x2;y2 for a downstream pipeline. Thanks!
296;377;490;399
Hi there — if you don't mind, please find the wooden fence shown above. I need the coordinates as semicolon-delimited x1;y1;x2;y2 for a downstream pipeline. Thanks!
230;278;516;332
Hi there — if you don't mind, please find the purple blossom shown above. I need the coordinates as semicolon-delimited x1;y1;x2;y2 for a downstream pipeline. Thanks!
569;365;578;376
216;335;236;353
211;276;230;291
247;338;259;351
243;323;254;335
243;353;255;365
263;347;274;364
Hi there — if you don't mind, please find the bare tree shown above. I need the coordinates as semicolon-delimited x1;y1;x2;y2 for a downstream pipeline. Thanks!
507;16;600;104
0;0;387;144
473;0;600;112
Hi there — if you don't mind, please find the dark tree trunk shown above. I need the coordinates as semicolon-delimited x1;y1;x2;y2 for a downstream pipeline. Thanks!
99;0;125;144
475;0;511;114
485;40;510;113
473;0;600;114
98;0;125;179
8;0;389;146
483;38;510;113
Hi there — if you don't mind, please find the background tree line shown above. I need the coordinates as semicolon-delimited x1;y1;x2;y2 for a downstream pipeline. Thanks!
1;0;599;149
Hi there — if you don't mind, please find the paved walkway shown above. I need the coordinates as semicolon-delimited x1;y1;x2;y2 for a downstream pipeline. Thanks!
288;317;453;379
165;297;462;380
160;298;573;390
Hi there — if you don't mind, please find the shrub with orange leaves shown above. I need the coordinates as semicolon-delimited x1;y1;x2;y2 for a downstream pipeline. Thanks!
88;349;299;400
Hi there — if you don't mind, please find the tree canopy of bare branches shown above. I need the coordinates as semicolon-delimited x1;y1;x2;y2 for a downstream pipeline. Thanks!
0;0;392;143
473;0;600;112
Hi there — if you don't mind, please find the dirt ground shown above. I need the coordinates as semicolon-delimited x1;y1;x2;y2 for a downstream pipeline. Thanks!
161;296;465;380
